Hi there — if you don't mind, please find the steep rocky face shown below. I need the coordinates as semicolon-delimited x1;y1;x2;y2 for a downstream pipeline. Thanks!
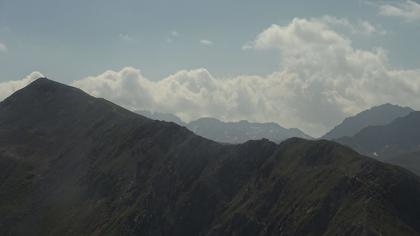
322;103;414;140
0;78;420;236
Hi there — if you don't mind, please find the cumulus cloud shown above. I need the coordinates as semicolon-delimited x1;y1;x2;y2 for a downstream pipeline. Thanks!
200;39;213;46
377;0;420;22
0;71;44;100
0;41;7;52
72;17;420;137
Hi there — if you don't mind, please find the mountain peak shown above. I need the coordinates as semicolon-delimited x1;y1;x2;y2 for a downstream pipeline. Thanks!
0;77;149;131
2;77;92;106
30;76;52;83
23;77;64;91
369;103;413;112
24;77;79;93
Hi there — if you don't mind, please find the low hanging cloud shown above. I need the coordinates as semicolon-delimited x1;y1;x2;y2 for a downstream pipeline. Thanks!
0;71;44;100
377;0;420;22
71;16;420;137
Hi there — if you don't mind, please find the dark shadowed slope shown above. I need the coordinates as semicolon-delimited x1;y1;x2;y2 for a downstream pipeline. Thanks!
0;78;420;236
322;104;414;140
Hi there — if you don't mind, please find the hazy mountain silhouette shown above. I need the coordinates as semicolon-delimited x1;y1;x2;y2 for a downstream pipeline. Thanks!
136;112;311;143
1;78;420;236
322;104;414;140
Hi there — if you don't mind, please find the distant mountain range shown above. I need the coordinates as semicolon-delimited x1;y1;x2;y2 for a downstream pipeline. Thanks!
322;103;414;140
135;111;311;143
1;78;420;235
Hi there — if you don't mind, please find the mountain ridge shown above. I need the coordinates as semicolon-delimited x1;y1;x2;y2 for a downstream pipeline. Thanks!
0;78;420;235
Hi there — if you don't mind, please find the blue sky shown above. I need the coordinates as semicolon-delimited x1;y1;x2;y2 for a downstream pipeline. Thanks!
0;0;420;136
1;0;418;81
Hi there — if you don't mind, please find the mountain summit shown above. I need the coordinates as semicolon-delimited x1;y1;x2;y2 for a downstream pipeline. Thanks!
1;79;420;235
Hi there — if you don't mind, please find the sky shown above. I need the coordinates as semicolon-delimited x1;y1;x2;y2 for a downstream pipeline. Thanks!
0;0;420;137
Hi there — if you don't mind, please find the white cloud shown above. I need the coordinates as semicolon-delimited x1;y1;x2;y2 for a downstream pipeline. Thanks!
72;17;420;137
378;0;420;21
0;41;7;52
200;39;213;45
0;71;44;100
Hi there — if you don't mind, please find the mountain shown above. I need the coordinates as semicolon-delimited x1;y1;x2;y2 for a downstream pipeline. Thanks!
322;103;414;140
337;111;420;176
135;110;186;126
187;117;311;143
1;78;420;235
136;111;312;144
337;111;420;160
